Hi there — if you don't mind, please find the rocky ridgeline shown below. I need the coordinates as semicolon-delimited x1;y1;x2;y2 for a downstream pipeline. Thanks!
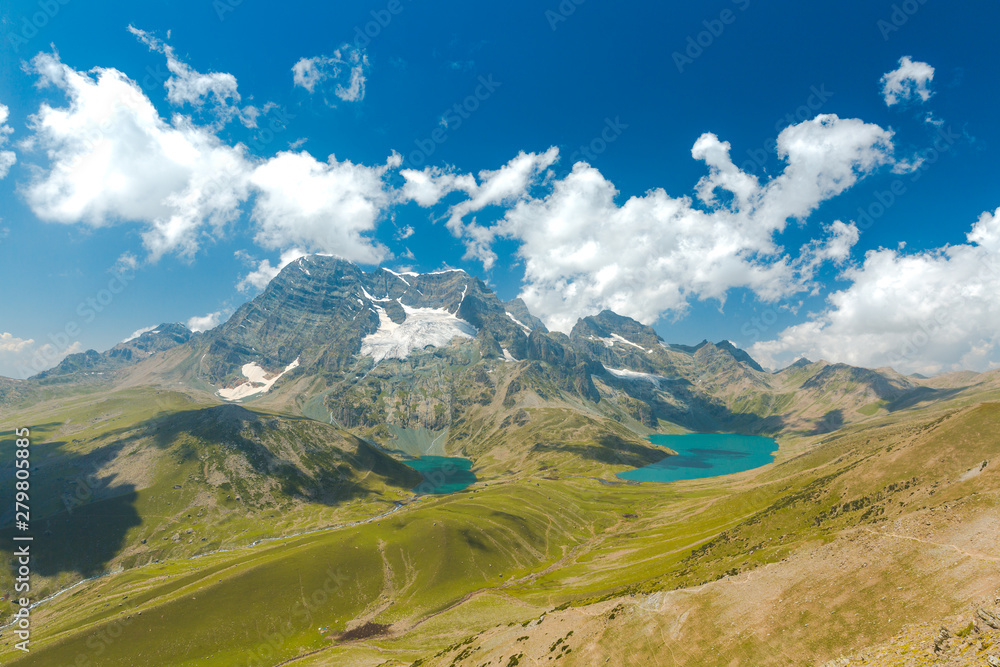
35;322;194;379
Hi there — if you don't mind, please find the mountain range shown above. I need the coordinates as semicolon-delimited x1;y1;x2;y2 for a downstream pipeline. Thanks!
2;255;999;666
24;254;985;466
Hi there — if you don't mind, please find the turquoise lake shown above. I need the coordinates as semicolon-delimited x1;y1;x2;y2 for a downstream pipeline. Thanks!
616;433;777;483
405;456;477;494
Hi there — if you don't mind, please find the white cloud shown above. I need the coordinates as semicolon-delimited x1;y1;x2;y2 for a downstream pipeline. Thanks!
237;247;308;292
249;151;398;264
0;102;16;178
129;26;259;128
122;325;156;343
291;57;324;93
23;51;252;260
0;333;83;379
891;155;926;174
292;45;368;103
187;311;225;332
399;166;478;206
114;252;139;274
750;207;1000;375
0;332;34;354
20;51;404;267
409;115;891;332
881;56;935;107
401;148;560;267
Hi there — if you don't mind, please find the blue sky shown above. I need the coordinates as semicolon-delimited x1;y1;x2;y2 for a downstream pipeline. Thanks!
1;0;998;378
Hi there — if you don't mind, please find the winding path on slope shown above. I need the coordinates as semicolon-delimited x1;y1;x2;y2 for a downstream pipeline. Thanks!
862;527;1000;563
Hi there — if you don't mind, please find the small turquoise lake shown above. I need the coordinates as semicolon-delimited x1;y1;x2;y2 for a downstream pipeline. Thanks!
405;456;477;494
616;433;777;483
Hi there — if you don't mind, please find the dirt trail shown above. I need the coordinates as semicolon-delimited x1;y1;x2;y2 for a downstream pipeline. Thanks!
862;528;1000;563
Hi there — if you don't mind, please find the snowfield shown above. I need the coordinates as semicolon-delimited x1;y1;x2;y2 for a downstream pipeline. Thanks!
590;333;652;352
218;357;300;401
603;365;672;388
361;303;478;363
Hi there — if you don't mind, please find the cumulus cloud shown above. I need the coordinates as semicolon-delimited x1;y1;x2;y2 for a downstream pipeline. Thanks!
0;332;34;355
23;51;252;260
401;148;560;267
21;52;400;265
249;151;399;264
881;56;935;106
186;311;225;332
237;247;308;292
407;115;891;332
129;26;259;127
0;102;16;178
292;45;368;103
750;207;1000;375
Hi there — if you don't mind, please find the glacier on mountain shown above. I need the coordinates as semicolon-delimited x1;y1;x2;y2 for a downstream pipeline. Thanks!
360;302;478;363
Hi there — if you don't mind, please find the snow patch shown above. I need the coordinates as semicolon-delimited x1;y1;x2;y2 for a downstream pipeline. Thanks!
591;333;651;353
218;357;301;401
360;303;477;363
454;283;469;313
360;287;393;303
382;268;411;286
505;312;532;334
502;348;519;363
423;268;466;275
603;365;670;388
610;333;651;352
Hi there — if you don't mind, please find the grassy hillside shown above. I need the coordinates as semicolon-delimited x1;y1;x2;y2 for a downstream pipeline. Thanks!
0;387;422;607
2;382;998;665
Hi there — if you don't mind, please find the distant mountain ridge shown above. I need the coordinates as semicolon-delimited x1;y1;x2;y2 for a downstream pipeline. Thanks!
35;322;194;379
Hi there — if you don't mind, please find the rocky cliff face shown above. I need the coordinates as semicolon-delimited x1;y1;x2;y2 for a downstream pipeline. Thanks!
199;256;533;386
